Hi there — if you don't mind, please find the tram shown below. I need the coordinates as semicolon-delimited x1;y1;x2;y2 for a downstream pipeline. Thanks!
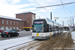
32;18;62;39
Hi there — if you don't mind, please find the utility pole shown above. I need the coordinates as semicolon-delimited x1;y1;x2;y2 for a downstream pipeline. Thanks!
50;12;52;20
70;17;71;27
73;17;74;31
73;17;74;27
62;21;64;31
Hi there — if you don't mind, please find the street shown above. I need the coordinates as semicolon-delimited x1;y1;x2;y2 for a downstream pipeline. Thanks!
0;31;32;41
3;31;75;50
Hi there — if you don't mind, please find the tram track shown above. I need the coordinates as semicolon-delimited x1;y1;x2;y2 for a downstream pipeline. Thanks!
49;32;73;50
4;33;63;50
50;32;68;50
24;33;64;50
18;41;44;50
4;41;38;50
18;33;65;50
36;33;66;50
4;32;73;50
4;40;46;50
36;32;71;50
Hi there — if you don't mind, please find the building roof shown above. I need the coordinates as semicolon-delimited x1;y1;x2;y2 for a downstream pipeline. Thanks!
0;15;23;21
16;12;35;15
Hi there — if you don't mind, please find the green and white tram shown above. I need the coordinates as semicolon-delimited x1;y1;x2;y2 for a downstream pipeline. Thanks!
32;18;61;39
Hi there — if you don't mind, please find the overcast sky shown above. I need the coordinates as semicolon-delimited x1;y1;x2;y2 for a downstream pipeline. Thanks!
0;0;75;26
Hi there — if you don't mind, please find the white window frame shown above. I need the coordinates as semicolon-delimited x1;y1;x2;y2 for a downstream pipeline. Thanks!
7;20;8;25
10;21;12;25
2;20;4;24
14;21;15;25
20;22;21;26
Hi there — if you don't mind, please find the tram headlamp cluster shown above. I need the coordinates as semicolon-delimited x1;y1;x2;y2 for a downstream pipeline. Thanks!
33;34;34;35
42;34;44;35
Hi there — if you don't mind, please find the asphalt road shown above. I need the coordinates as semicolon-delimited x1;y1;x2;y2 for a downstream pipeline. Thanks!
0;31;32;41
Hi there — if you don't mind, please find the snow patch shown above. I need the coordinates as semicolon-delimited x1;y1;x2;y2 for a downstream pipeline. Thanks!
0;36;33;50
71;31;75;43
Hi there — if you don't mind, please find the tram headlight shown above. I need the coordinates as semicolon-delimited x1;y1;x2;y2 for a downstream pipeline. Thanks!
33;34;34;35
42;34;44;35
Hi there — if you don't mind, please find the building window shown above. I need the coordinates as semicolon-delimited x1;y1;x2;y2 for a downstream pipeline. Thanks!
7;20;8;25
6;27;9;30
10;27;12;30
2;20;4;24
13;27;15;29
14;21;15;25
17;22;18;25
10;21;12;25
16;27;19;30
20;22;21;26
1;26;4;30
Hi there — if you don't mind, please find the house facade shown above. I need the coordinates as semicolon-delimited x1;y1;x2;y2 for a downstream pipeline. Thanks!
0;12;35;31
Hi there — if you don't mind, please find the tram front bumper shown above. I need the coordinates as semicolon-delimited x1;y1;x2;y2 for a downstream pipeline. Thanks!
32;36;47;39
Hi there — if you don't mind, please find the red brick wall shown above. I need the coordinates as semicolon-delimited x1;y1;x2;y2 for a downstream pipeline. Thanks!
0;18;24;30
16;12;35;27
0;12;35;31
16;14;25;21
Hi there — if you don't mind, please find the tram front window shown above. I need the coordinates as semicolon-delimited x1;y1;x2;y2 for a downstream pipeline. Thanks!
33;24;43;32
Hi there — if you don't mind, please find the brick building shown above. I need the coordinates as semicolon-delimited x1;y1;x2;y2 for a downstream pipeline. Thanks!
0;12;35;31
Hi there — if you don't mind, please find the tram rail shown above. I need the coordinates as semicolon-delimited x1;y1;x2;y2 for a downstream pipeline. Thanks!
4;32;73;50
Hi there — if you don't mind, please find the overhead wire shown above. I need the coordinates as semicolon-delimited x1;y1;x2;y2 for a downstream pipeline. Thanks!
59;0;67;17
34;0;49;12
36;2;75;8
59;0;74;16
59;0;74;26
34;0;75;19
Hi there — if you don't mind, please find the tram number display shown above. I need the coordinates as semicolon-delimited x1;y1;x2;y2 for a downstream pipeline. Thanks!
36;33;39;37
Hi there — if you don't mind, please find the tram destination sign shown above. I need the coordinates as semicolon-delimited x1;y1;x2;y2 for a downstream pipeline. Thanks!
34;21;43;24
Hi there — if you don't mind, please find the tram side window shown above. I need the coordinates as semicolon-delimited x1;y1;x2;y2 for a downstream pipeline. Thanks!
47;26;49;32
50;28;52;32
54;26;60;31
44;24;49;32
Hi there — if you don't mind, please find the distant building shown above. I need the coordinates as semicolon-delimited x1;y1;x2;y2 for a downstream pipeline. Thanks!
0;12;35;31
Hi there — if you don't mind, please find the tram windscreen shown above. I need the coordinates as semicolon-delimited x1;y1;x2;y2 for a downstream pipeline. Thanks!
33;21;44;32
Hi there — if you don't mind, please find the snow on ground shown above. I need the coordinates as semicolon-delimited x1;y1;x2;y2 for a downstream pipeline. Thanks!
18;30;32;33
0;35;33;50
71;31;75;43
63;31;68;33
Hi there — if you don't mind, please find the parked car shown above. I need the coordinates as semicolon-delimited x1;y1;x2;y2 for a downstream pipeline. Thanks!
0;29;4;34
17;30;20;32
0;29;4;32
1;30;19;37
